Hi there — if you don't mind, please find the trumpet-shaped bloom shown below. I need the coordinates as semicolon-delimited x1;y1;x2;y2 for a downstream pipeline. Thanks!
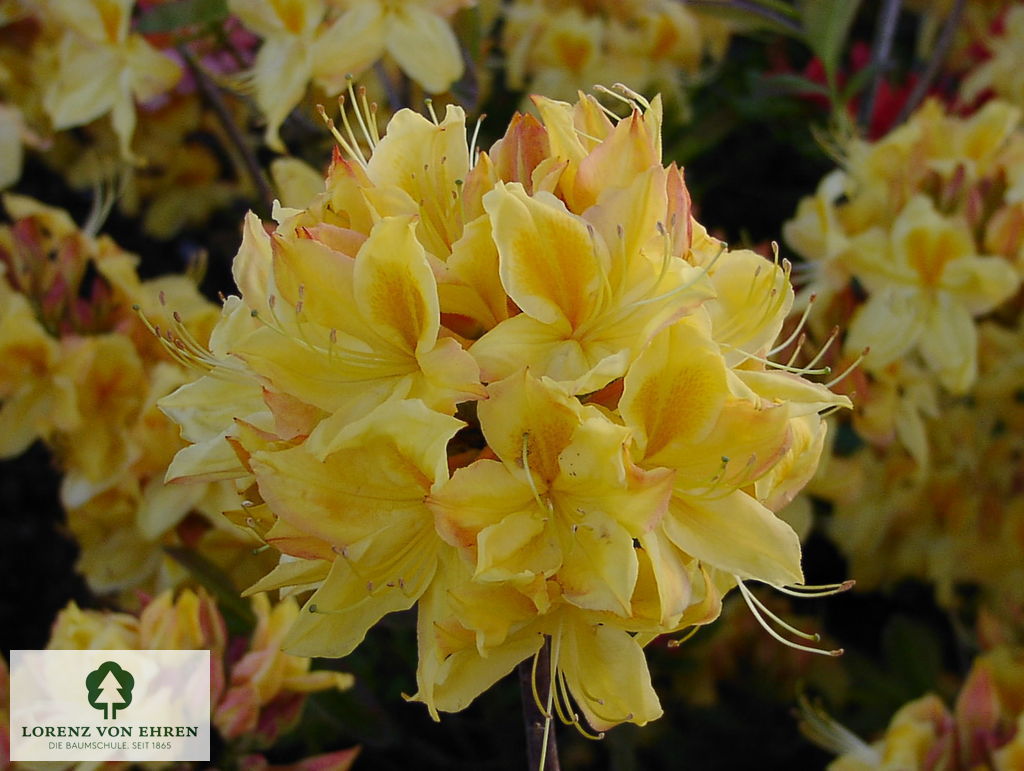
429;370;674;615
231;0;466;150
41;0;181;159
247;399;463;658
845;195;1019;392
470;179;711;393
620;319;804;589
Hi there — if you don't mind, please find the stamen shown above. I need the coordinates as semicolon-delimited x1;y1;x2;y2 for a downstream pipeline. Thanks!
825;348;868;388
802;326;839;371
337;91;368;166
530;646;553;720
521;433;552;514
667;626;700;648
737;581;843;657
775;580;855;598
743;587;820;642
317;104;366;170
769;294;817;356
469;114;486;168
424;98;439;125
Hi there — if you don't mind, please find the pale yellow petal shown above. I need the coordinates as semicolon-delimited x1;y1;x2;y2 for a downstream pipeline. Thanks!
560;619;662;731
664;489;804;586
384;3;463;93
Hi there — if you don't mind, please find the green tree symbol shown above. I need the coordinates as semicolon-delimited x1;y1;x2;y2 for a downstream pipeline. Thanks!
86;661;134;719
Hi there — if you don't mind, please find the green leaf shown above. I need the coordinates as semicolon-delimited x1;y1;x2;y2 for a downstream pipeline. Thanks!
135;0;229;34
798;0;863;86
753;72;833;99
163;545;256;635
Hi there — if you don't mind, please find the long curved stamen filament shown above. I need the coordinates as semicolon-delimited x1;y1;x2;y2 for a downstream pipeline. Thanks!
355;83;379;147
775;580;856;598
317;105;365;170
825;348;868;388
469;114;486;168
802;326;840;371
737;581;843;657
521;433;552;514
769;294;817;356
743;587;820;642
530;645;553;720
785;333;807;368
667;626;700;648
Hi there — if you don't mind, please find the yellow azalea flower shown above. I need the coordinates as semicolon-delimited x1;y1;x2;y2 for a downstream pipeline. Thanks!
412;558;664;732
40;0;181;159
844;195;1019;392
231;0;466;150
47;600;140;650
245;399;463;658
215;594;353;743
158;88;851;736
0;282;77;457
782;169;851;311
620;319;804;590
963;9;1024;110
428;370;674;616
502;0;729;107
469;177;711;393
229;212;484;425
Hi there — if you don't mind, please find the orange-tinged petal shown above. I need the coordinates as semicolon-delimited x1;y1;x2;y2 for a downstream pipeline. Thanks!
573;109;660;212
478;370;581;482
620;320;728;461
440;215;508;331
272;233;357;331
489;112;551;193
353;215;439;355
484;182;604;327
666;397;792;489
429;458;537;552
250;400;460;548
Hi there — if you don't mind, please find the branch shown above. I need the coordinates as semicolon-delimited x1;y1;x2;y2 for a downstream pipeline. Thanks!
177;44;274;217
895;0;965;124
858;0;902;130
518;638;560;771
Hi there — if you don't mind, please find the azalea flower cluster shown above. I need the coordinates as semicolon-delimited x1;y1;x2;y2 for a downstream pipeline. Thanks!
0;588;356;769
501;0;729;107
0;195;260;596
0;0;256;238
785;94;1024;607
227;0;472;151
160;87;850;733
808;644;1024;770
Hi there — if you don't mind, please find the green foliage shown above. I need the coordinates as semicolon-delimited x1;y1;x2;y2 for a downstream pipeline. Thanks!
136;0;229;34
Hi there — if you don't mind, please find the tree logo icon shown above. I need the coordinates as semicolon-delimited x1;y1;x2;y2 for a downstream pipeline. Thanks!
85;661;135;719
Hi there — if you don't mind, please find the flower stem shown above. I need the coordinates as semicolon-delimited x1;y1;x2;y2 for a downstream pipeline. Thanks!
895;0;965;124
176;44;274;218
518;637;560;771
